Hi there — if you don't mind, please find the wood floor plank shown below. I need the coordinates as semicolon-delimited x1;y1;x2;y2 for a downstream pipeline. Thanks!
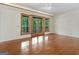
0;34;79;55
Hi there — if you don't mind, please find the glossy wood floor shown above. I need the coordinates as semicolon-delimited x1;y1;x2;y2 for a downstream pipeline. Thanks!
0;34;79;55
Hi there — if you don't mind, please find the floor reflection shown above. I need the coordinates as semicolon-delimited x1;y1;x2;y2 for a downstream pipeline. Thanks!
21;41;29;49
21;41;29;54
21;35;48;54
38;36;44;43
32;37;38;45
1;34;79;55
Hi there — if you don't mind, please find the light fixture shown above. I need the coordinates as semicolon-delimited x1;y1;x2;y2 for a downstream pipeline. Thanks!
44;3;53;10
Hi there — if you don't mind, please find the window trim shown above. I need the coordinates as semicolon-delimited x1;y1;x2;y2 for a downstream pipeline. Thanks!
20;13;30;35
20;13;50;35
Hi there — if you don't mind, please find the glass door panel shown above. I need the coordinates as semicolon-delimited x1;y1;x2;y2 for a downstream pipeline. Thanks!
31;17;44;37
32;17;37;37
38;18;42;33
37;17;44;36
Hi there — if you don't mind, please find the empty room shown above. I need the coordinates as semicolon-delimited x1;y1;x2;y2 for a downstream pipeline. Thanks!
0;3;79;55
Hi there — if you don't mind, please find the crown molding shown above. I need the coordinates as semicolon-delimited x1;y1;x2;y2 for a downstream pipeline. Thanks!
2;3;53;17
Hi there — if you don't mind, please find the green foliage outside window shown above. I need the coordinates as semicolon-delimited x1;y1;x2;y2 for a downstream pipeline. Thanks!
22;16;29;35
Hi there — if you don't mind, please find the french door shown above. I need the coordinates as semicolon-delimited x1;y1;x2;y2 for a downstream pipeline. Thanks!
21;14;49;37
31;17;44;37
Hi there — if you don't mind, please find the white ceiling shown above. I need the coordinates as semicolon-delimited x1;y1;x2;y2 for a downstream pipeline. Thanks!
13;3;79;15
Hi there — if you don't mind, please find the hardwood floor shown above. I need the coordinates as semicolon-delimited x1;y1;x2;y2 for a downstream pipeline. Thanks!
0;34;79;55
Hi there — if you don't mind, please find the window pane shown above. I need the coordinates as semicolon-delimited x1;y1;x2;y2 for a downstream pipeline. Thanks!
22;16;29;34
45;19;49;32
32;17;37;34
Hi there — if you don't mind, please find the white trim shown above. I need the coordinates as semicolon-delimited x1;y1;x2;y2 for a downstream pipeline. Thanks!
2;3;53;16
56;33;79;38
45;32;50;34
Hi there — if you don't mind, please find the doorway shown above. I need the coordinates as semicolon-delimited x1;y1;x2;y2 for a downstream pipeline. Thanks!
31;17;45;37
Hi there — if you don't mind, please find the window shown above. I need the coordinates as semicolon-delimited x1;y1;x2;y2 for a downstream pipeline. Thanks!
21;13;49;35
21;14;29;35
45;18;49;32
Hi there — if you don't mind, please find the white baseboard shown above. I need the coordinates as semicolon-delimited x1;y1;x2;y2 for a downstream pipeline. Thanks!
55;33;79;38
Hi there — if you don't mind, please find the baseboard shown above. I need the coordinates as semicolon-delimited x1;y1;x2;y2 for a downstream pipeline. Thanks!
52;33;79;38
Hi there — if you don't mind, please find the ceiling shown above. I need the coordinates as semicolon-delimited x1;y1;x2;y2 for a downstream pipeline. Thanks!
13;3;79;15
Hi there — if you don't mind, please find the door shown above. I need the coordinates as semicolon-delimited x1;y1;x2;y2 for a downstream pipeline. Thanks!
31;17;44;37
37;18;44;36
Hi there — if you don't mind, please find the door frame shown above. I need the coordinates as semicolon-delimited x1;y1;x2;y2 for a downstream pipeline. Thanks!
31;16;46;37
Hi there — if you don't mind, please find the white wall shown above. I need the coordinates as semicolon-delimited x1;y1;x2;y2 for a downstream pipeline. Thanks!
0;4;53;42
54;9;79;38
0;6;1;40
